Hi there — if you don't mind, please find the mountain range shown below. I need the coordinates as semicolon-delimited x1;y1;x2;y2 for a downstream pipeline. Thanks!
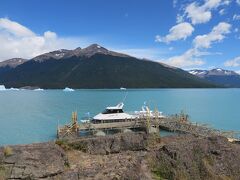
189;69;240;87
0;44;218;89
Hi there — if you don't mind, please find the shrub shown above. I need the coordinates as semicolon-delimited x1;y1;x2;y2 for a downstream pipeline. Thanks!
55;139;71;151
3;146;13;157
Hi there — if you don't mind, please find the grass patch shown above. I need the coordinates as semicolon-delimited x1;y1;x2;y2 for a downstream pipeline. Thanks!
0;165;11;179
204;155;215;166
3;146;13;157
68;141;88;153
55;139;88;153
64;161;70;168
152;166;172;180
147;133;161;148
150;157;173;180
55;139;71;151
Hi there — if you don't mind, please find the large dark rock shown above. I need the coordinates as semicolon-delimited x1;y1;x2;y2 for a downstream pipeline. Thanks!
67;132;149;155
0;142;68;179
149;135;240;180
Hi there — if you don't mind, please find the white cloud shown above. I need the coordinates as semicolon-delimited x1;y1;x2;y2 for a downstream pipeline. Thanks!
163;48;205;68
173;0;178;8
219;9;225;15
0;18;35;37
155;22;194;43
162;22;231;68
193;22;231;49
185;0;225;24
237;0;240;5
176;14;184;23
223;0;231;5
233;14;240;20
204;0;222;9
185;2;212;24
236;70;240;75
0;18;88;61
224;56;240;67
44;31;57;39
116;48;167;60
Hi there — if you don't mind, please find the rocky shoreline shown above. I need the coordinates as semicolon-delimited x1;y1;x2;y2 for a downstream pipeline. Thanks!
0;132;240;179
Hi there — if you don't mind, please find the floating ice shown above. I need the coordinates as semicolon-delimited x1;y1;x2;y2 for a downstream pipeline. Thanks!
34;88;44;91
63;87;74;92
9;87;19;91
0;85;6;91
0;85;20;91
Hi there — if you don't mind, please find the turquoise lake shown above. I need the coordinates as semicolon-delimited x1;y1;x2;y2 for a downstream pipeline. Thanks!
0;89;239;145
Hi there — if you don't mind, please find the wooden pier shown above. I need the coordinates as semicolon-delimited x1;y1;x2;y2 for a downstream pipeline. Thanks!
57;111;240;143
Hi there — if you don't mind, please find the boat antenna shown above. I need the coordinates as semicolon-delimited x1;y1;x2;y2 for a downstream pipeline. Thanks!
122;92;128;103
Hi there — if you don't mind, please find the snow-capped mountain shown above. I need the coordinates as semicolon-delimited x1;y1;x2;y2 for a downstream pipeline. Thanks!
189;68;240;87
189;68;238;77
0;44;216;88
64;44;130;58
0;58;27;68
32;44;130;62
32;49;71;62
189;70;208;77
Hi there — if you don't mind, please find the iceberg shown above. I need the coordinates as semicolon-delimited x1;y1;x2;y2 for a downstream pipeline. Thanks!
0;85;6;91
63;87;74;92
34;88;44;91
0;85;20;91
9;87;19;91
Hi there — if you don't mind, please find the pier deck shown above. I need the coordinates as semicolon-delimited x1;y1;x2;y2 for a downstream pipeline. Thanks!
57;112;240;143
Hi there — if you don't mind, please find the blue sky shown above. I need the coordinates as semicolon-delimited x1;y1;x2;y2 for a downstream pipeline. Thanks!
0;0;240;71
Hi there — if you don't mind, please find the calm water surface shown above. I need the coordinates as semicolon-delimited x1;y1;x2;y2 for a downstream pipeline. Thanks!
0;89;239;145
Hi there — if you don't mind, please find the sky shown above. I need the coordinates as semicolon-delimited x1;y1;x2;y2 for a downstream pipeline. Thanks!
0;0;240;71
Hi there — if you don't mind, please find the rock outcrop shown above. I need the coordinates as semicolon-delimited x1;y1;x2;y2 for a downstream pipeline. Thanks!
0;133;240;179
0;142;68;179
66;132;149;155
149;135;240;179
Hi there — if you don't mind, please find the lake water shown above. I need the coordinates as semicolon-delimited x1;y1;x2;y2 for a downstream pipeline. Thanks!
0;89;239;145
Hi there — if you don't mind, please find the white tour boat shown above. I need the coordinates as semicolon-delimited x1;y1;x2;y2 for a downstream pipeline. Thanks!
91;102;164;124
92;102;135;123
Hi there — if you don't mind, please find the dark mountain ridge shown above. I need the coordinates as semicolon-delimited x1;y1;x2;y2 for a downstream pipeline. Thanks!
0;44;217;89
32;44;130;62
32;49;71;62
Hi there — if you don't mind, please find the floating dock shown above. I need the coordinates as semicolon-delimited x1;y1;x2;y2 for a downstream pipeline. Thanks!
57;111;240;143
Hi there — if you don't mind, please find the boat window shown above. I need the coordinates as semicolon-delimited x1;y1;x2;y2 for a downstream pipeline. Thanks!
102;109;123;114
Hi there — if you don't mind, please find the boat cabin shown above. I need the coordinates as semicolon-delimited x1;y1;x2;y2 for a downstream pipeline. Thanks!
102;108;124;114
92;102;135;124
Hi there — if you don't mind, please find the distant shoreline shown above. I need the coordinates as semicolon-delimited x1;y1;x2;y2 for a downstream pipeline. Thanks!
1;84;228;91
